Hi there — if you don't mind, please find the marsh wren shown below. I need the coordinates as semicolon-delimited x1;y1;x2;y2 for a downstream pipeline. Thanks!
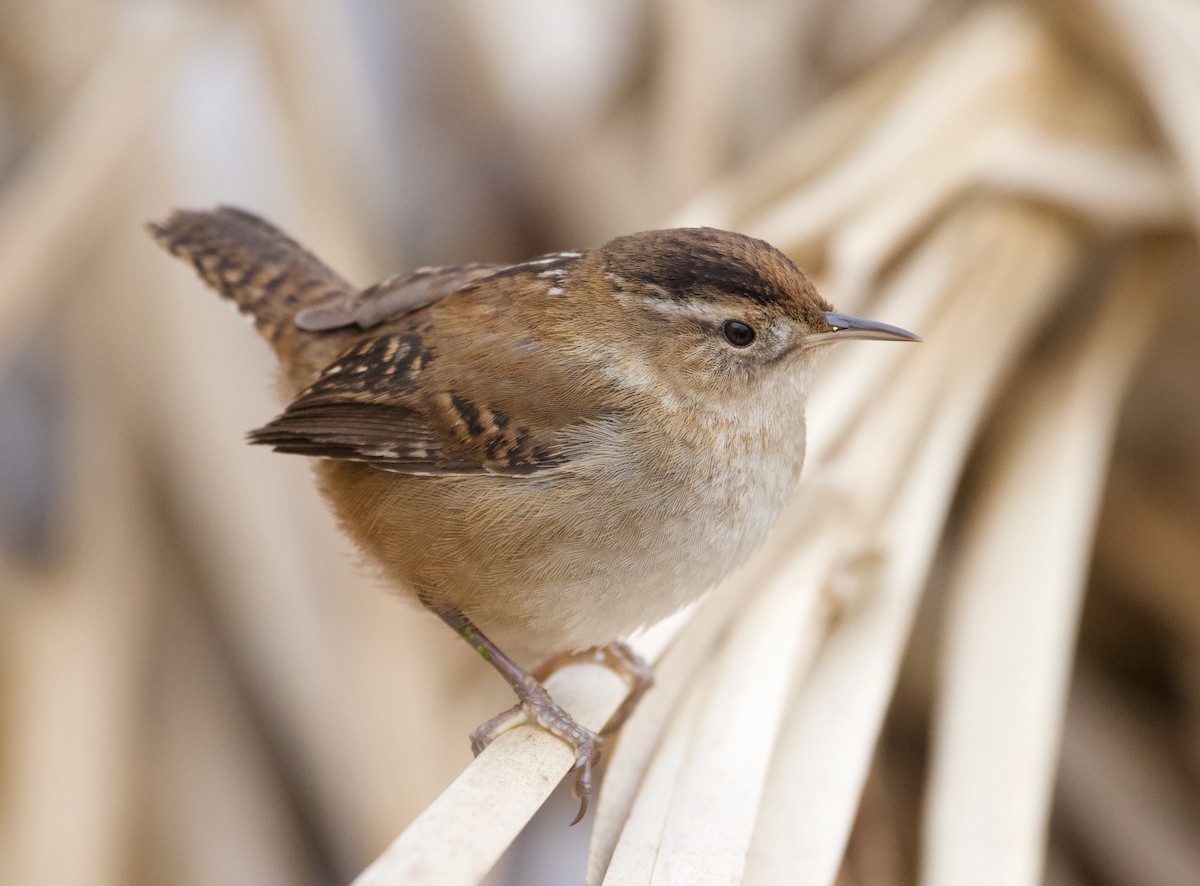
149;207;918;822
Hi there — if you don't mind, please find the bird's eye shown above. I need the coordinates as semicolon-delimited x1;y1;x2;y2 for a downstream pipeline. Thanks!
722;320;756;348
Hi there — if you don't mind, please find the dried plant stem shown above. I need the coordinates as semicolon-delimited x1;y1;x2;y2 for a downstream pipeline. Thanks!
351;664;631;886
602;537;838;885
828;132;1184;302
743;201;1079;886
747;6;1046;253
599;663;715;884
653;0;738;207
247;0;387;272
1088;0;1200;228
920;239;1178;886
673;29;923;231
350;604;701;886
0;325;161;886
0;3;193;364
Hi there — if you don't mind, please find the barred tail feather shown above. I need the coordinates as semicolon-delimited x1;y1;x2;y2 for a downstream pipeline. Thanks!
147;206;356;383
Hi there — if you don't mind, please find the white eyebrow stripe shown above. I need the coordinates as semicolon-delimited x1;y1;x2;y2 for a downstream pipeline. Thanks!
612;287;732;323
515;251;581;267
484;252;584;280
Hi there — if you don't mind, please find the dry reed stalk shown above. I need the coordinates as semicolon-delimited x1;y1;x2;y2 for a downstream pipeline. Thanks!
587;34;1091;883
245;0;390;271
350;661;630;885
147;560;320;886
582;476;859;881
653;0;738;205
0;2;195;365
584;555;800;880
599;661;717;883
674;37;926;234
600;538;836;885
742;201;1081;886
747;6;1047;257
1086;0;1200;226
0;319;165;886
920;239;1180;886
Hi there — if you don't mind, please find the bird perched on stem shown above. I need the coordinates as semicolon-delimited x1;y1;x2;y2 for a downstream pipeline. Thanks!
148;207;919;823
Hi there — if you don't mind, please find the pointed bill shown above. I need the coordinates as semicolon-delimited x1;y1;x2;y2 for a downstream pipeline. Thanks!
805;311;922;345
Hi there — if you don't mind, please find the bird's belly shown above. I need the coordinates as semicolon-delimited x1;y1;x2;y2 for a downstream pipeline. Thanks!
449;451;800;655
510;499;777;654
319;444;802;658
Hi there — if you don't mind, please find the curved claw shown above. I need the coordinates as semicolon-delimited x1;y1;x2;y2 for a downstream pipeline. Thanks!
569;744;600;826
570;792;588;827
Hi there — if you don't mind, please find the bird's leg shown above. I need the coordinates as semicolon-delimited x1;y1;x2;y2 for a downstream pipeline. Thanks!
533;641;654;735
425;601;601;825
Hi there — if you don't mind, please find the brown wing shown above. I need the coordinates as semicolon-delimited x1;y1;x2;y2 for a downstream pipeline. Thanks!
293;264;502;332
247;331;571;476
290;249;586;332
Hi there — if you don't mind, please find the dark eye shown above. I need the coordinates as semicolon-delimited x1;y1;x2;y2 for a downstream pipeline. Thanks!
722;320;756;348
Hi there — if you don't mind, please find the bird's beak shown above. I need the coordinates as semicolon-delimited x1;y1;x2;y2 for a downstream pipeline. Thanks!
805;311;922;346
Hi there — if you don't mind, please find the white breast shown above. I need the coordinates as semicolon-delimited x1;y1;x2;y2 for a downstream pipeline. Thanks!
494;393;808;656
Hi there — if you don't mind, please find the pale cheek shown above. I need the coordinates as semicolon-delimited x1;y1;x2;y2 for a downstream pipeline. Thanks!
595;343;686;411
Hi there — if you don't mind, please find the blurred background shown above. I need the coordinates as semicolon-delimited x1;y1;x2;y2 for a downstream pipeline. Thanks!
1;1;1198;884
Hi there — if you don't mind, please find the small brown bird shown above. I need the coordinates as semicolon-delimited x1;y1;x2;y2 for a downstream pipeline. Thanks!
148;207;918;822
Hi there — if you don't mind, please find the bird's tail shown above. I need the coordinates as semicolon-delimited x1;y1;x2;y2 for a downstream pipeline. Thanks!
147;206;356;385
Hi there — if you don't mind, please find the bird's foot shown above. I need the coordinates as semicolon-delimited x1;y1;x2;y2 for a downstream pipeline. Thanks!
469;680;602;825
533;640;654;735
